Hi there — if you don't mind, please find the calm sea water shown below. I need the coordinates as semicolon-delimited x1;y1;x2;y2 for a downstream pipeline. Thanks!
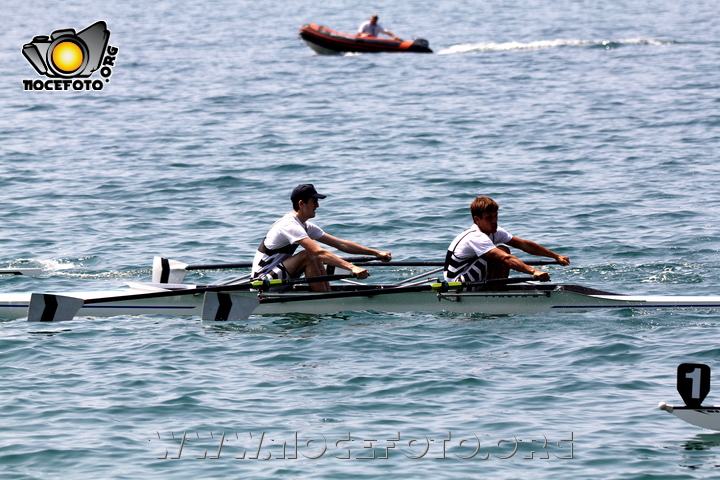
2;0;720;478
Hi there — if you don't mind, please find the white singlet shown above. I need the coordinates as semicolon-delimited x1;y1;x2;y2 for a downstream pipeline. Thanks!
252;213;325;279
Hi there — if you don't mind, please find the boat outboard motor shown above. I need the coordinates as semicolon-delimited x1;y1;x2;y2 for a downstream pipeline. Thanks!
409;38;432;53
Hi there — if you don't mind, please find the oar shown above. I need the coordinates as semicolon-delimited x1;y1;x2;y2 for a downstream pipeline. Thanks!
0;268;42;276
152;256;561;283
27;273;357;322
351;259;562;267
151;256;388;283
202;275;543;322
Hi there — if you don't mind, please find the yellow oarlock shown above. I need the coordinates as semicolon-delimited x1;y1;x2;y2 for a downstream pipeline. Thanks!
251;278;285;289
431;281;463;292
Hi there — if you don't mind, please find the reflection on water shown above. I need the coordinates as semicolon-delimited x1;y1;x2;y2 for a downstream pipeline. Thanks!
682;433;720;451
202;313;347;336
678;433;720;471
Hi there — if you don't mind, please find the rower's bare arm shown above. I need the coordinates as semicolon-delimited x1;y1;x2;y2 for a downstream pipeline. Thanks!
485;247;550;281
507;237;570;266
317;234;392;262
297;237;371;279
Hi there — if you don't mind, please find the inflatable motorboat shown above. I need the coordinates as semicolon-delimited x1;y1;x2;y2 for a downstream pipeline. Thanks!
299;24;432;55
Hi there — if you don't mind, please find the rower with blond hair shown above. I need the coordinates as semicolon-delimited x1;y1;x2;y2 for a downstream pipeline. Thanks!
444;196;570;284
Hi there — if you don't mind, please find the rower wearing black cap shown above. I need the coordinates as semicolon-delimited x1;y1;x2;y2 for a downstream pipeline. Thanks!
252;184;392;291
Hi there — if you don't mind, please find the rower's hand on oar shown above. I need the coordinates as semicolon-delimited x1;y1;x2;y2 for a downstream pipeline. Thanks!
555;255;570;266
351;266;371;279
532;270;551;282
376;251;392;262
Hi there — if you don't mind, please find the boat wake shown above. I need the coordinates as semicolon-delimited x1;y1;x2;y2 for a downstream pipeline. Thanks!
437;38;675;55
38;259;76;272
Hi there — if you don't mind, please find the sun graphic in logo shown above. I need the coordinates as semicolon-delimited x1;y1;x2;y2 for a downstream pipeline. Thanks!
51;41;84;73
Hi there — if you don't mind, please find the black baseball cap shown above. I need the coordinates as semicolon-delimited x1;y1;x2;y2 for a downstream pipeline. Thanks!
291;184;327;203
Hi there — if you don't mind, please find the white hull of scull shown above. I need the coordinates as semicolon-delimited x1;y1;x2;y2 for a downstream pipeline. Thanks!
252;291;720;316
3;284;720;321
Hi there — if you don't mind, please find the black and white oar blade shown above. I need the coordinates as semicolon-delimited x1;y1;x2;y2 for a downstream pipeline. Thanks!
152;257;188;284
27;293;85;322
0;268;43;276
202;292;260;321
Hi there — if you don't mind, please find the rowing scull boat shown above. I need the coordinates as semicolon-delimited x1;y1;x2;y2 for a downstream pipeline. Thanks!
3;282;720;321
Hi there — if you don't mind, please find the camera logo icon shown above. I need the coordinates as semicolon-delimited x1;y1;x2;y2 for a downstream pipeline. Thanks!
22;21;110;78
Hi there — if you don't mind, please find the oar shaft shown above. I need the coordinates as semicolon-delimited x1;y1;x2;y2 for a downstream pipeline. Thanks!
186;262;252;270
182;259;560;269
183;257;384;270
353;260;561;267
29;272;359;321
83;274;355;304
257;276;539;305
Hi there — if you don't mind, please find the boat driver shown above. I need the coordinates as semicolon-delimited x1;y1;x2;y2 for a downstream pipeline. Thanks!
444;196;570;285
358;15;400;41
252;184;392;291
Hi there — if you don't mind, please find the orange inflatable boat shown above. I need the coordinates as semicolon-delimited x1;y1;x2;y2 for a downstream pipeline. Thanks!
299;24;432;54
